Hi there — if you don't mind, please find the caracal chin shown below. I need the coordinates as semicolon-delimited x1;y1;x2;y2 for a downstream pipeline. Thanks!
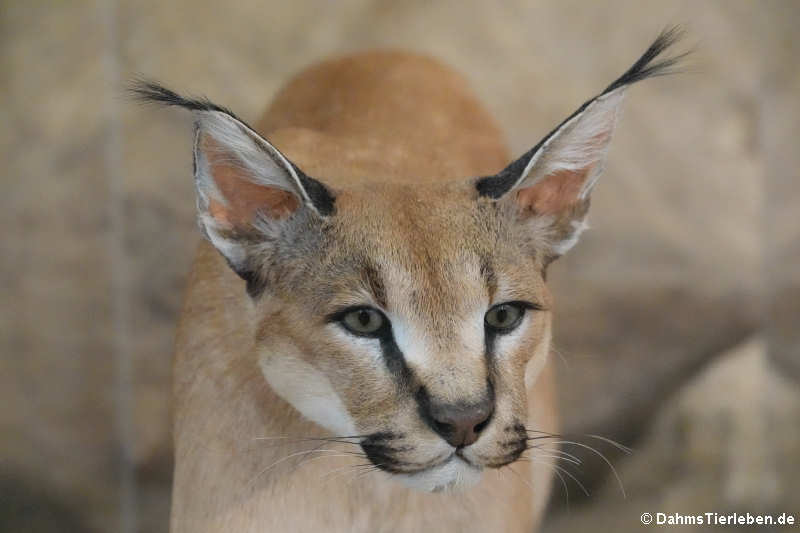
135;28;685;532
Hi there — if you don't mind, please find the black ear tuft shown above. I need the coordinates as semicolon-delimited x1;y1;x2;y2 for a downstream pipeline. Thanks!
129;79;336;218
129;79;243;121
601;25;688;95
130;78;339;297
476;26;688;200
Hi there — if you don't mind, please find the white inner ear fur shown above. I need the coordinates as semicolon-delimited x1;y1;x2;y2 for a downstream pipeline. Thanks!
194;110;313;207
514;88;626;198
549;218;591;256
199;213;248;265
192;110;320;270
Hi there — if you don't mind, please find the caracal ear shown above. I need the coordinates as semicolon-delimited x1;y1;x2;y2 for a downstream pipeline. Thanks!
131;82;335;296
476;27;687;264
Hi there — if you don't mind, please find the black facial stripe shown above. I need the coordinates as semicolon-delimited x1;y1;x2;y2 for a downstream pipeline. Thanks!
361;431;400;444
414;386;436;436
361;432;409;473
362;262;388;309
484;309;503;372
511;423;527;433
484;327;499;364
360;442;413;454
378;333;414;392
362;432;457;474
480;256;497;302
484;448;526;469
484;301;544;352
328;306;414;390
360;445;412;474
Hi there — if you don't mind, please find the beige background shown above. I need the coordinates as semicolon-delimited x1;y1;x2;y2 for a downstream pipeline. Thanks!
1;1;798;532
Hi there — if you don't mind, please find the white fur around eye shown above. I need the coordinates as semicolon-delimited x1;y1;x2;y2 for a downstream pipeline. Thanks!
390;317;433;370
491;313;530;358
459;310;489;355
329;325;385;366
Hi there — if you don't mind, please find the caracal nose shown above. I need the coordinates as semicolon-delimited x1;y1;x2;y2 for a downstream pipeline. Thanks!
427;397;494;447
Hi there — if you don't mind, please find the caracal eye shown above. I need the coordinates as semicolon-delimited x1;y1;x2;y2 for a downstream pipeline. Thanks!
484;303;525;332
341;308;385;336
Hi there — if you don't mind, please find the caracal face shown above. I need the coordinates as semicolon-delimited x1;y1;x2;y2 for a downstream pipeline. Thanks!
253;180;552;491
135;28;684;493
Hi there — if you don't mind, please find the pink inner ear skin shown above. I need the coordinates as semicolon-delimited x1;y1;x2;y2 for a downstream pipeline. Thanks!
202;136;300;229
516;167;593;215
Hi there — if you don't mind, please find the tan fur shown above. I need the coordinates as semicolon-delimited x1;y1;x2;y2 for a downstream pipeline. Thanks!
172;51;558;532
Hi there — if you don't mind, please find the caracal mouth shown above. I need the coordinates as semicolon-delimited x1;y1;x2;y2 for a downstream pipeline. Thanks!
393;454;483;493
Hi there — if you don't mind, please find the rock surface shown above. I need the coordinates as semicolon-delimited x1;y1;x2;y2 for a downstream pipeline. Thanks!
544;338;800;532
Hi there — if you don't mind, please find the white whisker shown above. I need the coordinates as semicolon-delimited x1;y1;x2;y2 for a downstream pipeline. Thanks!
526;458;570;508
549;440;625;498
246;448;342;487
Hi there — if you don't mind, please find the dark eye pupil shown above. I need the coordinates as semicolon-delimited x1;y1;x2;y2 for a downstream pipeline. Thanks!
496;308;508;324
358;310;371;326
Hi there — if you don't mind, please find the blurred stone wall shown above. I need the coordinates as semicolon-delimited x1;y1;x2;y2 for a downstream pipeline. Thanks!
1;1;797;532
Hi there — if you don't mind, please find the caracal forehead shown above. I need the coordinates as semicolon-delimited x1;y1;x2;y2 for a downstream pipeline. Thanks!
329;182;541;334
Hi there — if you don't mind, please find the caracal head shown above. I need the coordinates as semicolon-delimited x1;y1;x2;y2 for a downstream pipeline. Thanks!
136;29;684;492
